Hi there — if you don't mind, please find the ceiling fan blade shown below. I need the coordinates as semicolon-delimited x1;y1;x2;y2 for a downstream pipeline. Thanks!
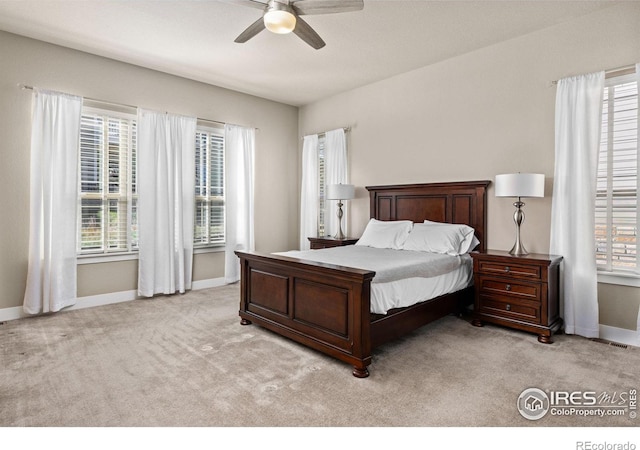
219;0;267;11
293;15;325;49
291;0;363;15
234;16;267;43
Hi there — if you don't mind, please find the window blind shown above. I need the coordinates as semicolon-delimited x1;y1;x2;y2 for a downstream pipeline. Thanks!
595;76;639;272
194;129;225;246
318;134;326;236
79;111;137;254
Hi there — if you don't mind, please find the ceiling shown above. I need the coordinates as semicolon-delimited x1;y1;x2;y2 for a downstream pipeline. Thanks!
0;0;617;107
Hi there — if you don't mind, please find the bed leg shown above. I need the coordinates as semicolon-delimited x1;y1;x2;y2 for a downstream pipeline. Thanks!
240;318;252;325
352;365;369;378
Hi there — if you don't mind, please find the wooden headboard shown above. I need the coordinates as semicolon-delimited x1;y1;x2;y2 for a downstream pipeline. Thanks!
366;180;491;253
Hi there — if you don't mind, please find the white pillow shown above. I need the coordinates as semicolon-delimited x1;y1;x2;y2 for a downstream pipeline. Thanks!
355;219;413;250
401;221;478;255
425;220;479;254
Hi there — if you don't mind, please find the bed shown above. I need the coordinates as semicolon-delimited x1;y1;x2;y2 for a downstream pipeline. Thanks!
235;180;489;377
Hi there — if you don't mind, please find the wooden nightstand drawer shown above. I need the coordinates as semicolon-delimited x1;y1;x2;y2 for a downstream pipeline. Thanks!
470;250;563;344
477;261;542;280
478;277;540;302
477;296;541;324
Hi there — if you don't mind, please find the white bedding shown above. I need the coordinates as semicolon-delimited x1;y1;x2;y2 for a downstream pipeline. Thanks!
274;246;473;314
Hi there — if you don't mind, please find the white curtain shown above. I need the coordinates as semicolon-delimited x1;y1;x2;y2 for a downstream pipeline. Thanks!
550;71;604;338
637;63;640;345
224;124;255;284
324;128;349;237
137;109;196;297
300;134;319;250
23;90;82;314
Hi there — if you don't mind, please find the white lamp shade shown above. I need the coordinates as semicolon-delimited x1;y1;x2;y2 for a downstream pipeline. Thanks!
495;173;545;198
326;184;355;200
264;9;296;34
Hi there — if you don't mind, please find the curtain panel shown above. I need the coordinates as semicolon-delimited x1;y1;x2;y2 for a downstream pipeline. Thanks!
224;124;255;283
324;128;349;237
299;134;319;250
550;71;604;338
137;109;197;297
23;89;82;314
637;63;640;346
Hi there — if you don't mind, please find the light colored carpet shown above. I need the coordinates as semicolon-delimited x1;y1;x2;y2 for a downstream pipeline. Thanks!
0;283;638;427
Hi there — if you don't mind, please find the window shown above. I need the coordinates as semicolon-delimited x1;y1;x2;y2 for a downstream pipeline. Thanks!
318;134;327;236
314;132;348;237
78;108;137;254
194;127;225;247
78;108;226;257
595;72;639;275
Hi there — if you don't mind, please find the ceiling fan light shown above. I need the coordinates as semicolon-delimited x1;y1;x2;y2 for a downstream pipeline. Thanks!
264;10;296;34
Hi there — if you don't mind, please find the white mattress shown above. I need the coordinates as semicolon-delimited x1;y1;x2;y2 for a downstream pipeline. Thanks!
274;246;473;315
370;260;472;314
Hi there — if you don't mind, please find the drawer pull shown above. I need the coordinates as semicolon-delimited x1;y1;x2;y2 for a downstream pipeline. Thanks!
506;304;511;311
505;266;510;273
505;284;511;291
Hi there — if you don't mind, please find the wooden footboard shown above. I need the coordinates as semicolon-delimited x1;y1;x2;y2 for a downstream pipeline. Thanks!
236;250;376;378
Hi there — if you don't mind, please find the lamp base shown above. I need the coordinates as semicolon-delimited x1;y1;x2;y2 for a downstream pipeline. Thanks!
509;241;528;256
509;199;528;256
333;230;346;240
333;200;346;240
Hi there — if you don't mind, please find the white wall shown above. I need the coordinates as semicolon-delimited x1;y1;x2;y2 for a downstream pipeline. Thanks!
299;2;640;331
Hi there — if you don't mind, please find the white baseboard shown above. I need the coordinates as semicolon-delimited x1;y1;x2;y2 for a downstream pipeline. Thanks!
191;277;227;290
0;277;226;323
599;324;639;348
0;306;28;322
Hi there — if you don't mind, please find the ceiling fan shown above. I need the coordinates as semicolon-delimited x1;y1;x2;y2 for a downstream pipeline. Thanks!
227;0;364;50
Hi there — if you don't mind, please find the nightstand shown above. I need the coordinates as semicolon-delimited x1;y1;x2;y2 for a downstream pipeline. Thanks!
308;236;358;249
470;250;563;344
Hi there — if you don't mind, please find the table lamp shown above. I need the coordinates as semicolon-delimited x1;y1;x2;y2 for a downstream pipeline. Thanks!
326;183;355;240
495;173;545;256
